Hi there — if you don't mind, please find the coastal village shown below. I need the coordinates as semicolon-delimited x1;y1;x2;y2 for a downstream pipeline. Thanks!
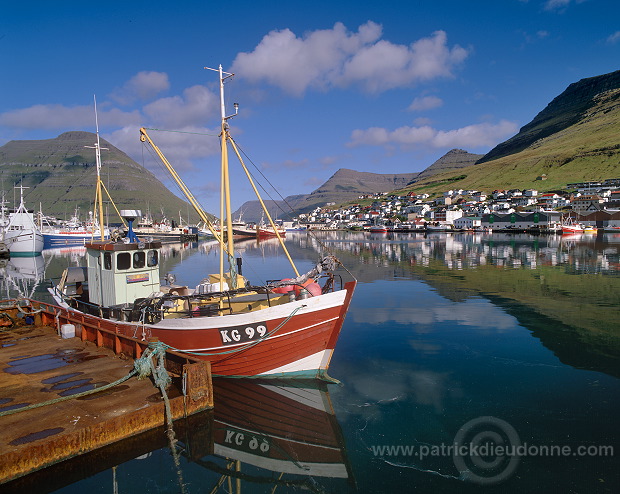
297;178;620;233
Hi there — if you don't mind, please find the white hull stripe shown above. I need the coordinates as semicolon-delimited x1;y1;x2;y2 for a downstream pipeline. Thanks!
151;288;348;330
184;317;339;352
217;419;341;451
260;350;331;375
259;385;329;412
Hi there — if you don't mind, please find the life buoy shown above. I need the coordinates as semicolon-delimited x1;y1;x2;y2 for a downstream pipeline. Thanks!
272;278;294;294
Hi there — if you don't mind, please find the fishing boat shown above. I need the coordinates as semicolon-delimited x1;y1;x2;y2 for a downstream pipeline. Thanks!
256;217;286;239
368;221;388;233
425;222;454;232
42;208;110;247
561;217;584;234
49;65;356;380
1;186;44;255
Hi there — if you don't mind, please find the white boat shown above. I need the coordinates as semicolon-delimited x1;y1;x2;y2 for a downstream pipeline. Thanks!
49;65;357;380
2;186;44;255
425;222;454;232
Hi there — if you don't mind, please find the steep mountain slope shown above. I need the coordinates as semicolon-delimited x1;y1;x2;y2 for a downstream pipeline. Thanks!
401;85;620;194
414;149;483;180
0;131;199;223
478;70;620;164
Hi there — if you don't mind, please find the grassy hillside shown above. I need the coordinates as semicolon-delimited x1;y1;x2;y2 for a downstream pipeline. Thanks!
0;131;207;223
397;88;620;195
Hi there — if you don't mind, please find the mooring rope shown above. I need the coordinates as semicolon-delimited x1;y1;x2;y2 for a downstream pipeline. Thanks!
138;341;188;494
0;341;166;417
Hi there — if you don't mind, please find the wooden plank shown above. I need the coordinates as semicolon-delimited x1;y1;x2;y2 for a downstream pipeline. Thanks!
0;309;213;484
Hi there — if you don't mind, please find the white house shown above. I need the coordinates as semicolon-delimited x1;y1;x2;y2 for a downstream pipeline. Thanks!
454;216;482;229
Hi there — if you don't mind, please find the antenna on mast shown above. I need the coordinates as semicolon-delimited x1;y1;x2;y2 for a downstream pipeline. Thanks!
205;65;238;123
84;95;108;240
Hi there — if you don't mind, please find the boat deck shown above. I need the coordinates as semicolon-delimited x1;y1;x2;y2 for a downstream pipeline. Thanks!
0;302;213;485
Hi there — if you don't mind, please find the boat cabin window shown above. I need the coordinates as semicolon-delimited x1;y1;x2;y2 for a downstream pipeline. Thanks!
147;250;158;267
133;251;145;269
117;252;131;270
104;252;112;270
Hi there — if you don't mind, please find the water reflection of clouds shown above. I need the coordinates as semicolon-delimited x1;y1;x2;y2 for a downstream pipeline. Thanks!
334;360;461;419
352;298;517;332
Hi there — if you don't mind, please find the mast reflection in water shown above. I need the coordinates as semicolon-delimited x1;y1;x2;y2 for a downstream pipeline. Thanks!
1;231;618;493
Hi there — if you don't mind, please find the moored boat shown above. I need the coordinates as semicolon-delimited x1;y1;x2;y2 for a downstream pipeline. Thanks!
561;217;584;234
369;224;388;233
42;209;110;247
2;186;44;256
49;65;356;380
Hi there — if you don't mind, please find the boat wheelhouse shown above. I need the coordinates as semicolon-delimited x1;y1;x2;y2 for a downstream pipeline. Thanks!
50;65;356;380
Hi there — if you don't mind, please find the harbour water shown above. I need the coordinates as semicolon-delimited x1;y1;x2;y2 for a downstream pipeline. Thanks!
1;231;619;493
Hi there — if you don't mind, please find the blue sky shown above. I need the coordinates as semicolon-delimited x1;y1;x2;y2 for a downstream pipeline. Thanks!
1;0;619;214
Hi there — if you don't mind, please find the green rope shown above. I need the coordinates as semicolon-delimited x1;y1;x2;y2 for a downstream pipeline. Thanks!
0;369;137;418
0;341;168;418
144;341;187;494
170;305;304;356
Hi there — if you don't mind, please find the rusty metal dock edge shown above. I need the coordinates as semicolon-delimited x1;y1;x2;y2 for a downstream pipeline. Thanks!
0;299;213;484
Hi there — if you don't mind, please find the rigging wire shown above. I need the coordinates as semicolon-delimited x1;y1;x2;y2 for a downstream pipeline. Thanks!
233;141;337;258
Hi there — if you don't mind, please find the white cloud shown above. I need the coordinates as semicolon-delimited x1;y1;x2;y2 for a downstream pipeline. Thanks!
606;31;620;44
142;85;220;128
107;124;221;172
348;120;518;150
110;71;170;105
543;0;586;11
407;95;443;112
0;104;141;130
351;299;518;332
231;22;469;95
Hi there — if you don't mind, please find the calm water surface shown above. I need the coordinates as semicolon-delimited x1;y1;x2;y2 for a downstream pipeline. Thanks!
2;231;619;493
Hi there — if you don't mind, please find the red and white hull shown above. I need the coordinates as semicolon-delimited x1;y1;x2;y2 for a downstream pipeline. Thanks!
52;280;356;379
561;225;583;234
256;227;286;238
145;281;354;378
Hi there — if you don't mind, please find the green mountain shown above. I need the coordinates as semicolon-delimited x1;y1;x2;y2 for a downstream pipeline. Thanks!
0;131;200;224
478;70;620;164
401;70;620;195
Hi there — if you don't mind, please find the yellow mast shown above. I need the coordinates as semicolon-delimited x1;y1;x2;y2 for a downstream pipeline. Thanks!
214;64;238;290
139;128;222;244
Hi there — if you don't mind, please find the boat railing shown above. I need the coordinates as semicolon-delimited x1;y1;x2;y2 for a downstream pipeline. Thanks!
50;270;347;324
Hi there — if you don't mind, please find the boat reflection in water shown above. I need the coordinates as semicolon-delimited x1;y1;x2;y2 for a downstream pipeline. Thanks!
0;255;45;300
2;378;352;493
207;378;352;486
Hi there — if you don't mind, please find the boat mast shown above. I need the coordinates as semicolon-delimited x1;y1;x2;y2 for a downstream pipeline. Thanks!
208;64;300;278
85;95;107;241
208;65;239;289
